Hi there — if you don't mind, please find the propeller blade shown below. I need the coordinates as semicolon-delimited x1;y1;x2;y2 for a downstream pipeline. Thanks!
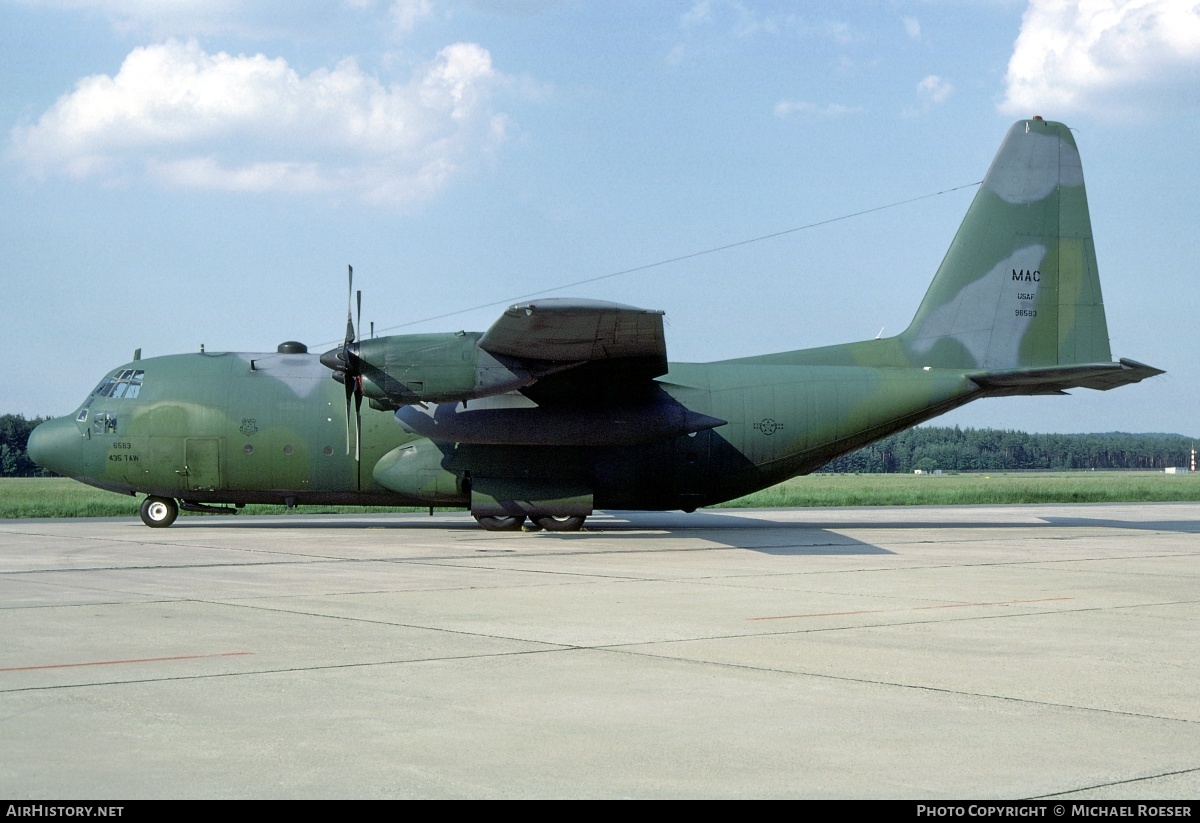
354;378;363;462
326;265;365;460
345;265;356;345
344;376;354;455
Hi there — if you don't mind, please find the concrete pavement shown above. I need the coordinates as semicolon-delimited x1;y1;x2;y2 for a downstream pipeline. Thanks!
1;504;1198;798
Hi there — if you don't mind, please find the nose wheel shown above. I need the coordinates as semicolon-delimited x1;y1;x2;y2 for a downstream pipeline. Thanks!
140;496;179;528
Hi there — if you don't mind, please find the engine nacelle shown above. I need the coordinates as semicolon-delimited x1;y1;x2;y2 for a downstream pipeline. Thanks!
351;332;535;409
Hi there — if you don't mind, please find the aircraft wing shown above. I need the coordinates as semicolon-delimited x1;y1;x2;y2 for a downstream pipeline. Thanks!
479;299;669;403
480;298;667;365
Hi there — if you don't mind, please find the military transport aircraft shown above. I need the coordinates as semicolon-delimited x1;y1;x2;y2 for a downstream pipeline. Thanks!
28;119;1162;531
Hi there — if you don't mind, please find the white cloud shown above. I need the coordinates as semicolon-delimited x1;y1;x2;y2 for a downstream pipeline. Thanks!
10;39;507;207
1000;0;1200;117
9;0;436;42
677;0;788;39
902;75;953;119
917;74;953;104
11;0;303;38
388;0;432;36
147;157;329;194
903;16;921;40
670;2;849;65
773;100;861;119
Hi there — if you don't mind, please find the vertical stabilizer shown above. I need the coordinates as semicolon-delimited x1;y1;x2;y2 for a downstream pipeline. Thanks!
900;119;1112;371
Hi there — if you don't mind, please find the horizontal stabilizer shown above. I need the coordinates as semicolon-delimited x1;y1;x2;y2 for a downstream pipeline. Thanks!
970;358;1164;396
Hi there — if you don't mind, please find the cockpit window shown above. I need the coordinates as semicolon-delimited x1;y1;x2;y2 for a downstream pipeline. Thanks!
91;370;144;400
80;369;143;420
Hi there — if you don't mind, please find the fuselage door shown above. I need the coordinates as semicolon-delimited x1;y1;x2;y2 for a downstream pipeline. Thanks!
184;438;222;490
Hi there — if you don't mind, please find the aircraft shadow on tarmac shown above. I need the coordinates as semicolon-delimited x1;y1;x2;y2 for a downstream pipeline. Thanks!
159;506;1200;553
162;509;892;554
1037;516;1200;534
169;513;902;556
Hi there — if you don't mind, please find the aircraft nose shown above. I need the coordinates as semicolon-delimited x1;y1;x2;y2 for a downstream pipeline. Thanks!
27;416;83;477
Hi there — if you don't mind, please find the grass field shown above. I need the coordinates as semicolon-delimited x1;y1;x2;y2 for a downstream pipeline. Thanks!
2;471;1197;521
721;471;1200;508
0;478;427;519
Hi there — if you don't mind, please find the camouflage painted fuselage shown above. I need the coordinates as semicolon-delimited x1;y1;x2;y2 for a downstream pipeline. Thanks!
37;348;981;511
28;119;1161;521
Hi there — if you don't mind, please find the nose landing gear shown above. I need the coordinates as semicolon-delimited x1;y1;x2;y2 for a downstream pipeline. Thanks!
139;496;179;528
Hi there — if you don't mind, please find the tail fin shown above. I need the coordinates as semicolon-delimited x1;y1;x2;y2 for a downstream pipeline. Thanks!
901;118;1112;371
727;118;1160;387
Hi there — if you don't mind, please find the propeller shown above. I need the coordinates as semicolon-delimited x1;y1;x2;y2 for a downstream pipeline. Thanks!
319;265;364;460
352;285;362;460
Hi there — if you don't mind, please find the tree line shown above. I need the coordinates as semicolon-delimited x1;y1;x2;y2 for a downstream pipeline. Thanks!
819;426;1196;473
0;413;1194;477
1;414;48;477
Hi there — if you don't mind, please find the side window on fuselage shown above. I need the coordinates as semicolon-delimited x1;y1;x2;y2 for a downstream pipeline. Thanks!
92;411;118;434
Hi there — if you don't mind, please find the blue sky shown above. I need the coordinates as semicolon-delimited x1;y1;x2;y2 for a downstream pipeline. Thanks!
3;0;1198;435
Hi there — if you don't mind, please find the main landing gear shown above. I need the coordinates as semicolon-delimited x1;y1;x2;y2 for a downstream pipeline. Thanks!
140;496;179;528
473;514;587;532
532;515;586;531
474;515;525;531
